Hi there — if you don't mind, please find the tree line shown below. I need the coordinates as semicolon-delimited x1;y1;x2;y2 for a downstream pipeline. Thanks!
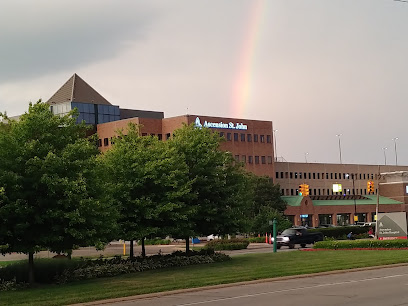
0;102;289;283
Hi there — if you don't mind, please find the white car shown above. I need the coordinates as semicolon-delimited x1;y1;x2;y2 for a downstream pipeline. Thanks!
206;234;220;241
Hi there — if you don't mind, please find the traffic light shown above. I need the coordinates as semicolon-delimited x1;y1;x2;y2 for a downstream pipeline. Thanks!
303;184;310;196
298;184;310;197
367;181;374;194
299;184;304;196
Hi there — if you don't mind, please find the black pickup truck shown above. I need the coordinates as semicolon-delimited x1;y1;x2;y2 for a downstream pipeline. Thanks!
274;227;324;249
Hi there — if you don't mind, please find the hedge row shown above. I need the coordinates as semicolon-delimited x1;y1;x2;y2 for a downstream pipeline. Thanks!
206;238;249;250
143;239;172;245
314;239;408;249
309;226;371;239
0;249;230;289
248;237;267;243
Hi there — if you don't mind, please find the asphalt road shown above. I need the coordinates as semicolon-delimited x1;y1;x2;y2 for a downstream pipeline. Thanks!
101;265;408;306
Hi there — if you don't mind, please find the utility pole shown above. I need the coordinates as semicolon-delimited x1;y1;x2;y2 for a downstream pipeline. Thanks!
392;137;398;166
336;134;342;164
375;165;380;239
382;147;387;165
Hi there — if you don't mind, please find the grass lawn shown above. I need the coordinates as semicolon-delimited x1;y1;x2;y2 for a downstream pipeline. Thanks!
2;250;408;306
0;260;19;267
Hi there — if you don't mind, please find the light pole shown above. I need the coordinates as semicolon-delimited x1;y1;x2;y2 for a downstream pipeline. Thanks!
392;137;398;166
305;152;309;163
382;147;387;165
273;129;278;162
336;134;342;164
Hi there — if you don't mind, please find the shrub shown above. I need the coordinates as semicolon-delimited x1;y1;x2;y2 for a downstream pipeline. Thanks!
314;239;408;249
248;237;267;243
205;238;249;250
0;250;230;288
143;239;172;245
309;226;370;239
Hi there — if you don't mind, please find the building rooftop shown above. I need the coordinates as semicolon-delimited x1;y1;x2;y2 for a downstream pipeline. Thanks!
282;195;403;207
47;73;112;106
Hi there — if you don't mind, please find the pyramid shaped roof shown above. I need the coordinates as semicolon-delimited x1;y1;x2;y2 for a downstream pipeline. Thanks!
47;74;112;106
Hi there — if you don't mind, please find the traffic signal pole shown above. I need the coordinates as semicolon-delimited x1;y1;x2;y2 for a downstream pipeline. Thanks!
273;219;277;253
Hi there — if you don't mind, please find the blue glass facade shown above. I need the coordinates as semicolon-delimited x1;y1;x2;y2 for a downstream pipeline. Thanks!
71;102;120;124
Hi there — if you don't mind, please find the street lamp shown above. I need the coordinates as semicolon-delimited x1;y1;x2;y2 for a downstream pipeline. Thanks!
273;129;278;162
336;134;343;164
305;152;309;163
382;147;387;165
392;137;398;166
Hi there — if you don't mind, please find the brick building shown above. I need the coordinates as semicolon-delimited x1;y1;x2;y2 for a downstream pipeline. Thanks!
45;74;408;226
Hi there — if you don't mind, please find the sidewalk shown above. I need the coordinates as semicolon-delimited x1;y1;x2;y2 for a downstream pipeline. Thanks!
0;242;281;262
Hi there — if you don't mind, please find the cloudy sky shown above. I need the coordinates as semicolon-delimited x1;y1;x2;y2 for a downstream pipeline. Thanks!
1;0;408;165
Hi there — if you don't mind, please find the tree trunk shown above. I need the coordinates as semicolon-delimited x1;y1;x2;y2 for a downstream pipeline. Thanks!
130;240;134;259
141;237;146;258
185;237;190;255
28;252;35;285
67;250;72;260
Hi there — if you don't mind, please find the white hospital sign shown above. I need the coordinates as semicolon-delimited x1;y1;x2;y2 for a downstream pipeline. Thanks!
194;117;248;130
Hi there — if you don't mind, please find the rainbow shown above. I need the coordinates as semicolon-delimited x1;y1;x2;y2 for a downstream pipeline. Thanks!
231;0;267;118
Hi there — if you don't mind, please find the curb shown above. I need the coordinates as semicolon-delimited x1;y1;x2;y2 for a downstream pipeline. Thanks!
71;262;408;305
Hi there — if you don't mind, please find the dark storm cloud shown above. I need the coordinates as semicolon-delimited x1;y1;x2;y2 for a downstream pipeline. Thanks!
0;0;157;82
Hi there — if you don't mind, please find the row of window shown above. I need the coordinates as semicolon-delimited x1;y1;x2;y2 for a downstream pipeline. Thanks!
276;172;377;181
98;133;173;147
289;213;373;226
220;132;272;144
281;188;378;196
234;155;273;165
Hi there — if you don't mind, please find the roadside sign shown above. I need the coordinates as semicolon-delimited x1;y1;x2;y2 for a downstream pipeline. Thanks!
377;212;408;240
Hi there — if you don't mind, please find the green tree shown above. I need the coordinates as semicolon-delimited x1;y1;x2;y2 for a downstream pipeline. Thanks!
0;101;116;284
246;174;290;234
169;124;248;251
101;123;191;258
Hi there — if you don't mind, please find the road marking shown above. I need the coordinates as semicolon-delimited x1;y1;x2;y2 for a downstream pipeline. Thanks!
176;274;407;306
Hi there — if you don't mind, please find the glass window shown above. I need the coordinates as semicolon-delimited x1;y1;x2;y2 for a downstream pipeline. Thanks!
227;133;232;141
319;214;333;225
158;134;162;140
166;133;171;140
267;135;271;143
242;155;246;163
241;133;245;142
248;156;253;164
89;114;95;124
98;139;102;147
234;155;239;161
219;132;224;138
255;156;259;164
261;156;266;164
103;138;109;146
337;214;350;226
234;133;238;141
260;135;265;143
254;134;258;142
108;106;114;115
247;134;252;142
268;156;272;164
